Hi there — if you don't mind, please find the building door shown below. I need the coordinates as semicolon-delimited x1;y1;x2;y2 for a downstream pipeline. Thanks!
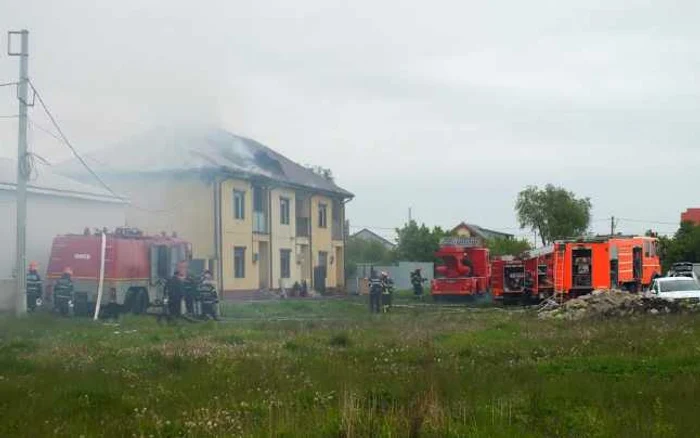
314;251;328;293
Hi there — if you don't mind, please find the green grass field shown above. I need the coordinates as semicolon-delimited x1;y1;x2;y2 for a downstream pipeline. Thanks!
1;297;699;437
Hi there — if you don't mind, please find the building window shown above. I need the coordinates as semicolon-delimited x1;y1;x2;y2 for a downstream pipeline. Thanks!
233;190;246;220
280;249;291;279
280;197;290;225
234;247;246;278
318;251;328;267
318;203;328;228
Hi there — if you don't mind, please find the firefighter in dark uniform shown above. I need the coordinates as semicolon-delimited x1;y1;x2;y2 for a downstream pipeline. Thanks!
368;270;383;313
197;270;219;320
380;271;394;313
26;261;43;312
53;267;74;316
411;268;425;299
165;268;185;318
183;270;198;317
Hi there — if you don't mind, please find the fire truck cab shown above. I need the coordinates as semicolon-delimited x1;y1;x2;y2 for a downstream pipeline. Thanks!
431;237;490;298
46;227;192;316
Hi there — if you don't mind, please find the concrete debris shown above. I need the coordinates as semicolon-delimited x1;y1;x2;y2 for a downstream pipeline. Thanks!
537;289;700;320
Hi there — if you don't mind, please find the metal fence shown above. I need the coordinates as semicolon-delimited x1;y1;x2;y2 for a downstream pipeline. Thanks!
348;261;434;294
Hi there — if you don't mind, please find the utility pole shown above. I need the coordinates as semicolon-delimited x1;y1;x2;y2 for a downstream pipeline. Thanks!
9;30;30;316
408;207;412;223
610;216;616;236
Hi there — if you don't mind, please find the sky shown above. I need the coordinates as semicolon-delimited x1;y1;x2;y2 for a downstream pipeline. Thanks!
1;0;698;244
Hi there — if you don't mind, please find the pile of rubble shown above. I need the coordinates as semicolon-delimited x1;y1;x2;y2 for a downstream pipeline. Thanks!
537;289;700;320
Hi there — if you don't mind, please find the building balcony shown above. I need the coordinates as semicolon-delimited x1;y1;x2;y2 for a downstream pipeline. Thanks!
253;211;268;234
296;217;310;237
332;220;343;241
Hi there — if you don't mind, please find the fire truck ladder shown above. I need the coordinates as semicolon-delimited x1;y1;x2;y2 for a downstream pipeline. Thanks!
554;245;566;301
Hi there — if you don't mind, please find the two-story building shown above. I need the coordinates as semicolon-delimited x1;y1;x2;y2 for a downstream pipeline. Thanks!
58;126;353;297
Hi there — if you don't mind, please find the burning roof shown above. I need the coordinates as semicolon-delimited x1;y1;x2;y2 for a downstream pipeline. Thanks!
57;125;352;198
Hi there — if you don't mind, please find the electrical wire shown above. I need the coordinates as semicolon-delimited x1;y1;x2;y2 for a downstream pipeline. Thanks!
616;217;678;226
0;81;18;88
28;80;122;199
0;115;19;119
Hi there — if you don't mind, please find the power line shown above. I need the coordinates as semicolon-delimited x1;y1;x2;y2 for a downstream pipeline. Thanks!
0;115;19;119
617;217;678;226
28;80;121;199
0;81;18;88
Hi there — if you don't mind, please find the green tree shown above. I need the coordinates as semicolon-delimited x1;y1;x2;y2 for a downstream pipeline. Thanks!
394;220;448;262
657;221;700;272
515;184;592;246
345;236;395;278
487;237;533;257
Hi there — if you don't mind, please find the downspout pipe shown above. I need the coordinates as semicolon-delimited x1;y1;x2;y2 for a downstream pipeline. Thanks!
341;196;354;293
214;177;224;303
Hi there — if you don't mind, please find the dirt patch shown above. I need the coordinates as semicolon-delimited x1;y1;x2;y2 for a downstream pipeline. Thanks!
538;290;700;320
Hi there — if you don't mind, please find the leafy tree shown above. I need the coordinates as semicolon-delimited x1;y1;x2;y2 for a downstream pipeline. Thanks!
345;236;395;278
515;184;592;246
657;221;700;273
487;237;533;257
394;220;448;262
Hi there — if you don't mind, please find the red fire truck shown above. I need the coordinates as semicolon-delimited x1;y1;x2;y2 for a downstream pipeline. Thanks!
491;256;529;303
46;227;192;316
521;235;661;298
431;237;490;298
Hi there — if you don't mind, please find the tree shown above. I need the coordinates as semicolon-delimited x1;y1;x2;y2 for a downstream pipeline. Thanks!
394;220;448;262
345;236;395;278
515;184;592;246
657;221;700;273
487;237;533;257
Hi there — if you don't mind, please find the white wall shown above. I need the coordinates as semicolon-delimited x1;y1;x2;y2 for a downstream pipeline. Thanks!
0;190;126;279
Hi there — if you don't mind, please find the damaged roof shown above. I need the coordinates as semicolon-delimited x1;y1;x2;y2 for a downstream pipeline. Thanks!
58;125;353;198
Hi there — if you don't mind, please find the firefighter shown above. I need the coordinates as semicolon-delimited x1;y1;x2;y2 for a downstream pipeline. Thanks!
197;270;219;320
410;268;425;299
380;271;394;313
183;273;198;317
368;270;383;314
165;268;185;318
53;267;74;316
26;261;43;312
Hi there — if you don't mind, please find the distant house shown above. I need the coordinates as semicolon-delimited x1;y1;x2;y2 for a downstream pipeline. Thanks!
451;222;513;241
351;228;396;250
0;158;127;281
681;208;700;225
58;125;353;296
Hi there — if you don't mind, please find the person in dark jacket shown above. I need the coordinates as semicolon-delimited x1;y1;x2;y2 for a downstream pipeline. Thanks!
197;270;219;320
26;261;43;312
410;268;425;299
368;270;383;313
165;270;185;318
53;267;74;316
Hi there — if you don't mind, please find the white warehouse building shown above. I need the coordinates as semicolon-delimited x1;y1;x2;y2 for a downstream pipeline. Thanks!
0;158;127;292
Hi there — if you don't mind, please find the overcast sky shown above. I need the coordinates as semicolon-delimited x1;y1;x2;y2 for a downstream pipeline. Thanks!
1;0;698;243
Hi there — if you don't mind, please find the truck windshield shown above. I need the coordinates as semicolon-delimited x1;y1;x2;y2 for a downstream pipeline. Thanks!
659;279;700;292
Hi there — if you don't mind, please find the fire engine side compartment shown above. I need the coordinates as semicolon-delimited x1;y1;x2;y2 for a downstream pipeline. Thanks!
431;246;490;296
609;237;661;289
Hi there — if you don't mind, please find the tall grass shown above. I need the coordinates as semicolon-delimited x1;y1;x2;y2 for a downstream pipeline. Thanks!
0;302;699;437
